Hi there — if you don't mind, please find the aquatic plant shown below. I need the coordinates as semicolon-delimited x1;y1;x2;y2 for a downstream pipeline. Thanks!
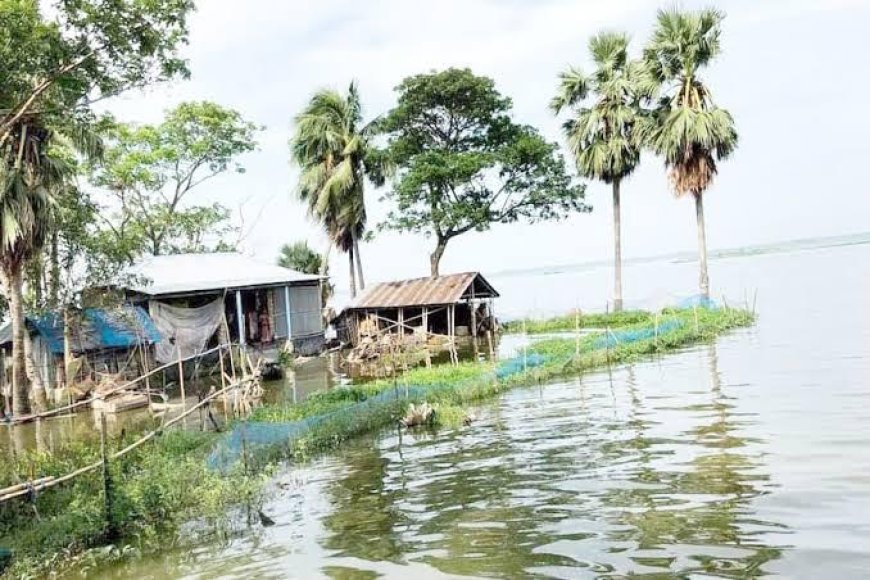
0;306;754;578
503;309;653;334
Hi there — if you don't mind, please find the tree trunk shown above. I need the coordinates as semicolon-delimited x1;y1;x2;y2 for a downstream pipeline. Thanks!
63;307;73;387
612;179;623;312
351;229;365;290
319;241;332;306
9;268;31;416
49;231;60;308
694;192;710;298
348;246;357;299
24;333;47;411
430;239;447;278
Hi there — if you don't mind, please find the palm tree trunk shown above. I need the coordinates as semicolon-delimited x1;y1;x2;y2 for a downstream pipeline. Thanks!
24;332;47;411
612;179;623;312
351;229;365;290
9;267;31;416
694;192;710;298
49;231;60;308
348;246;357;299
430;239;447;278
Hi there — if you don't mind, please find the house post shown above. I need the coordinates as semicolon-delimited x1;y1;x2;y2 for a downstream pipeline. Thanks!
283;285;293;340
235;290;245;346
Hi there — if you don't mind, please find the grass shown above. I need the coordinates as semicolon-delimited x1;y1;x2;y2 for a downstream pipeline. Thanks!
268;307;755;457
502;309;654;334
0;430;266;579
0;306;755;579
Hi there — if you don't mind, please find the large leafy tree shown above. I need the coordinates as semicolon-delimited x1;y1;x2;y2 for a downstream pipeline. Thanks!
641;8;738;298
0;0;193;147
91;102;260;258
552;32;644;312
290;82;386;298
379;68;588;277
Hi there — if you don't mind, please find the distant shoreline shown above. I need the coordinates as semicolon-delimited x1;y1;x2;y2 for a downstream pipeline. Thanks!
488;230;870;279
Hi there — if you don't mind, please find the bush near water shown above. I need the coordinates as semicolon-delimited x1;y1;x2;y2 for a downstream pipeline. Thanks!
0;306;754;578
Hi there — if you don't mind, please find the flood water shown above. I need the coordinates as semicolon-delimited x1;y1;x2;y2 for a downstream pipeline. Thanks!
72;235;870;577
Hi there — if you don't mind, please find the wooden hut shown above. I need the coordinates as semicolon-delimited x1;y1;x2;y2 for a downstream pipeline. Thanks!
334;272;499;347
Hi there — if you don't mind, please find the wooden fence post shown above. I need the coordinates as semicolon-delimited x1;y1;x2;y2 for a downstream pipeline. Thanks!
176;342;186;408
100;414;117;540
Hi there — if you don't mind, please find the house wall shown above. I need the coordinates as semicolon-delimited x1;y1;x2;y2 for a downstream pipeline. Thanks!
272;287;288;339
288;284;322;338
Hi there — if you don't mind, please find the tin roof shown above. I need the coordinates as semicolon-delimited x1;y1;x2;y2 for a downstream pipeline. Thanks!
348;272;499;309
125;252;321;297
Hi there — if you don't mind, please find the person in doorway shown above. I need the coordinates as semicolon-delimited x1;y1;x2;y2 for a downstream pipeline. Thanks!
258;308;273;344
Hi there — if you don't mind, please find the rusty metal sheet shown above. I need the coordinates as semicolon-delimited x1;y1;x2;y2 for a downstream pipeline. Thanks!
349;272;498;309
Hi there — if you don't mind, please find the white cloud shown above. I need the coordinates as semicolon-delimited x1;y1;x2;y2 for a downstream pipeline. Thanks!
98;0;870;292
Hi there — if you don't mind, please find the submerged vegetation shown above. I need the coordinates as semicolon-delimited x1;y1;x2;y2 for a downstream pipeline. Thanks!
0;306;753;578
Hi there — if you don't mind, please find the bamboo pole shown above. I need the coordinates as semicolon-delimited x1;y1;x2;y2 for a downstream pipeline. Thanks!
574;308;581;357
99;413;117;538
6;345;228;425
176;342;186;409
522;319;528;371
0;376;253;503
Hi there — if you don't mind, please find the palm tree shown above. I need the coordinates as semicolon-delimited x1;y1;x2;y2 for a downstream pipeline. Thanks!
277;240;334;303
290;82;387;299
1;120;58;414
0;116;100;415
641;8;738;298
552;32;643;312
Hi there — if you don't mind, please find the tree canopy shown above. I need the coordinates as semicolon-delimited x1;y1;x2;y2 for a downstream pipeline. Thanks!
91;101;260;258
278;240;325;275
552;31;644;311
379;68;588;276
290;82;387;296
640;8;738;198
0;0;194;145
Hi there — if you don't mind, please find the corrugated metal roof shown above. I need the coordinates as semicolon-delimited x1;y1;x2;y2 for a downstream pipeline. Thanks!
126;252;321;296
347;272;499;309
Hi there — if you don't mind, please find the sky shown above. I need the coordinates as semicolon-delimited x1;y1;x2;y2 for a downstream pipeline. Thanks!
102;0;870;291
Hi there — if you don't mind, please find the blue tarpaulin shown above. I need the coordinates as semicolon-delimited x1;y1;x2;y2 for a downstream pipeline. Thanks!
18;306;162;354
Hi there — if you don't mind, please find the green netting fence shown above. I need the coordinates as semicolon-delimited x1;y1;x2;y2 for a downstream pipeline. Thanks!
207;317;686;472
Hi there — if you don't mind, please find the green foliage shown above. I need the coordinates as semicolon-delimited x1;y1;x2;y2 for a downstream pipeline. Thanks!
290;83;386;295
639;8;738;197
0;0;193;142
552;32;644;185
503;310;653;333
0;430;264;579
277;240;333;304
91;102;260;258
277;240;324;274
378;68;589;275
0;307;755;577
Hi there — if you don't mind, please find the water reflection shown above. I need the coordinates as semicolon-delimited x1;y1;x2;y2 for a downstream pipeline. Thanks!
602;346;781;577
321;434;409;563
314;344;784;578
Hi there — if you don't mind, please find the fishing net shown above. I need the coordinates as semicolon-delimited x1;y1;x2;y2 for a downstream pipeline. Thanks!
593;319;683;349
207;318;686;472
676;295;719;310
